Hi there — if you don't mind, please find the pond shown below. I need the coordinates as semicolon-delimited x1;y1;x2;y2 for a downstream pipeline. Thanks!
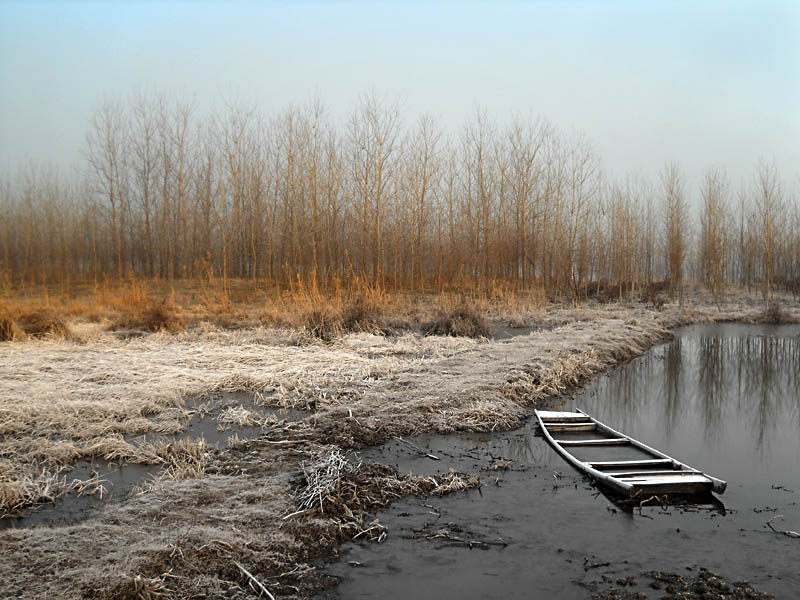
321;324;800;599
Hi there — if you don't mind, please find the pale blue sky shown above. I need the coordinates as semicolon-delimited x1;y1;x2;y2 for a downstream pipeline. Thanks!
1;1;798;188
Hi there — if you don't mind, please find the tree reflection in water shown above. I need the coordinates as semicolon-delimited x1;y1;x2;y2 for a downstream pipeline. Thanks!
574;326;800;460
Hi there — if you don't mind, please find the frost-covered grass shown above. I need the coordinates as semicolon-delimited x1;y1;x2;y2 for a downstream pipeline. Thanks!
1;288;798;598
2;287;798;503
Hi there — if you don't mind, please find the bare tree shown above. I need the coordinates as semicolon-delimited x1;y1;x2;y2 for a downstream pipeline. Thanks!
661;163;688;303
754;160;783;301
348;93;401;288
86;100;128;279
5;92;798;307
699;168;729;307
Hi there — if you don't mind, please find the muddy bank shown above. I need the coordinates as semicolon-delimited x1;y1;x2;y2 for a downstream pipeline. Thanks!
1;297;799;598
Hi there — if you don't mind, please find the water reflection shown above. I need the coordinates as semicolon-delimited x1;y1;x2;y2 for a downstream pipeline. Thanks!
664;336;684;440
574;325;800;462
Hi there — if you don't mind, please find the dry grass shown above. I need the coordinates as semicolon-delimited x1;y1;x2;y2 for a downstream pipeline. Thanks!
293;446;479;541
302;296;388;342
0;284;798;597
421;303;491;338
108;300;186;333
0;437;209;517
0;307;25;341
2;288;795;500
0;465;109;518
15;310;74;339
0;304;73;341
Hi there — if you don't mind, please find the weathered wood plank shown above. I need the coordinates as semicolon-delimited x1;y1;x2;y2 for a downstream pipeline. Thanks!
544;423;598;432
602;470;695;478
588;459;674;469
619;474;712;484
555;438;629;446
539;411;592;423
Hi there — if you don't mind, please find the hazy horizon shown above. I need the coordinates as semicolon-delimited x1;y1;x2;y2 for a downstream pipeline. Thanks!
1;0;798;191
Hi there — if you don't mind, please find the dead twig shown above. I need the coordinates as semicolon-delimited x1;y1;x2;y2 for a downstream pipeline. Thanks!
392;436;439;460
637;494;668;511
233;560;276;600
584;561;611;570
281;508;315;521
765;515;800;538
352;521;387;542
263;439;312;445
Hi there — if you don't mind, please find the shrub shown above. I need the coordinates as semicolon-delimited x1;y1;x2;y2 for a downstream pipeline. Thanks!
15;310;72;339
109;300;185;333
421;304;491;338
340;298;386;335
302;307;343;342
303;297;387;342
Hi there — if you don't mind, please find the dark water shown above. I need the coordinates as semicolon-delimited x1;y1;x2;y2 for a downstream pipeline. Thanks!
322;324;800;599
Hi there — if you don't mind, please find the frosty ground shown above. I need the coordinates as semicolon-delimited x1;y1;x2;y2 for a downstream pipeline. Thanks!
0;290;797;599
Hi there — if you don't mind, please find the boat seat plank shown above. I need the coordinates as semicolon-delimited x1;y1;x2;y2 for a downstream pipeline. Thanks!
604;470;696;478
555;438;629;446
619;474;712;484
537;412;592;423
544;423;598;432
588;459;673;469
537;411;585;419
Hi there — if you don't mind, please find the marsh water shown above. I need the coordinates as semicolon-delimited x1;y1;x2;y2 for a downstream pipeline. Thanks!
323;324;800;599
0;392;303;529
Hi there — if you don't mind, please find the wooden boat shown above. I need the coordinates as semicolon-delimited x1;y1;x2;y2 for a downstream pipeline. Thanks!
535;408;726;497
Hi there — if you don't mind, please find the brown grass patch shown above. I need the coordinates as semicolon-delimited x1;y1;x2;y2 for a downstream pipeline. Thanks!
302;296;387;341
14;309;72;340
340;297;387;334
422;304;491;338
0;307;25;341
302;306;344;342
109;300;186;333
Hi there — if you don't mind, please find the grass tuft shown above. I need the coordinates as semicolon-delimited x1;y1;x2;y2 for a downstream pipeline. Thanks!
302;307;343;342
339;297;387;335
15;309;73;340
421;304;491;338
303;296;387;342
0;307;25;341
110;300;186;333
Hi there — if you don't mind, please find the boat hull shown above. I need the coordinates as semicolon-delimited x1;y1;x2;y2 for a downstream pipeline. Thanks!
535;409;726;498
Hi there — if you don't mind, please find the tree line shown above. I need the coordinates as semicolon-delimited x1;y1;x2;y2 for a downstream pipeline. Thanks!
1;93;798;301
